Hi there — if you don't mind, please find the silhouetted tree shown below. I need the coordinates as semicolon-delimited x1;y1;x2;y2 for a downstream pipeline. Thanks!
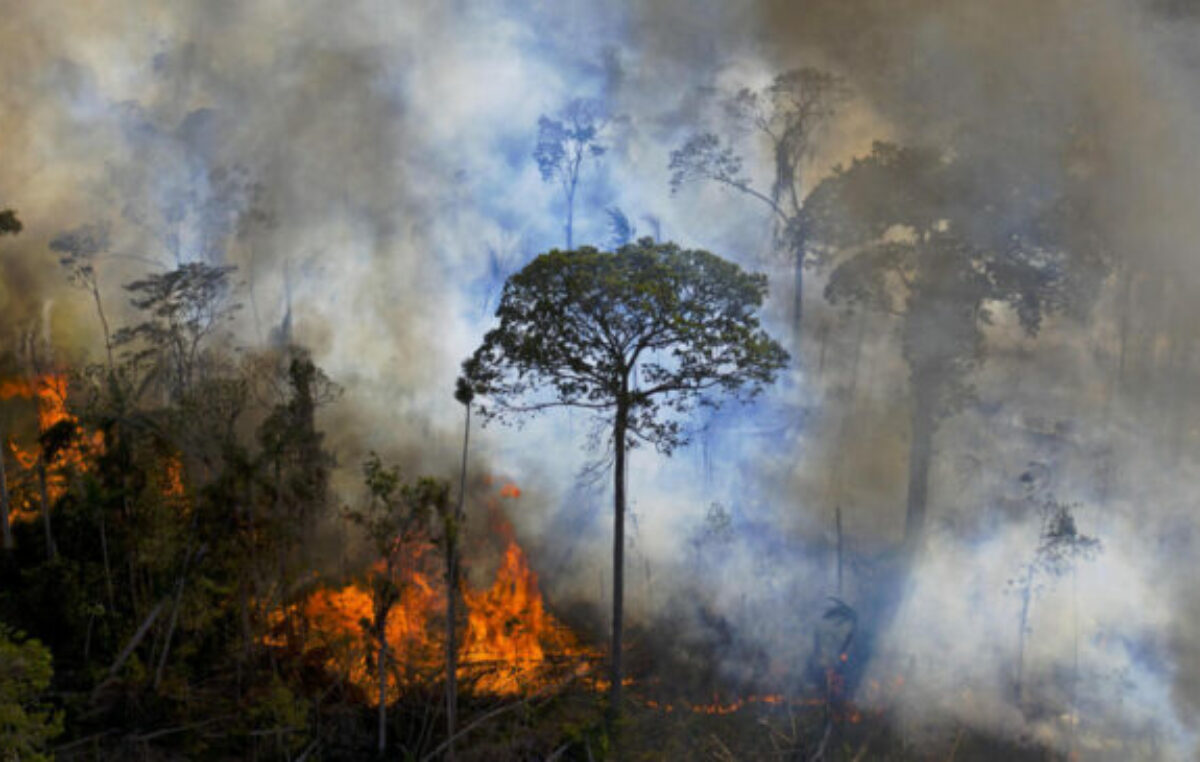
670;68;849;340
462;238;788;733
442;377;474;762
52;222;115;368
113;262;240;403
0;210;19;551
805;142;1107;550
534;98;608;249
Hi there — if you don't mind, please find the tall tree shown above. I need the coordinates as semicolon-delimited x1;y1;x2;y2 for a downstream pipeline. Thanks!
51;222;116;369
441;377;474;762
670;68;848;340
462;238;788;733
0;209;19;551
805;142;1107;550
534;98;608;250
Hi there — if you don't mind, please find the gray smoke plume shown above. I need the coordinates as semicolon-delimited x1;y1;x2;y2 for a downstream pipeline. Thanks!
2;0;1199;757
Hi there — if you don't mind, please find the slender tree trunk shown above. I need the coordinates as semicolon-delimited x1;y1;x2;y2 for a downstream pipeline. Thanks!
155;544;198;690
903;392;936;551
37;454;56;560
0;431;11;551
378;608;389;756
1014;563;1035;704
99;511;115;611
446;403;470;762
835;506;844;597
91;284;114;370
608;399;628;737
565;185;575;250
792;241;805;345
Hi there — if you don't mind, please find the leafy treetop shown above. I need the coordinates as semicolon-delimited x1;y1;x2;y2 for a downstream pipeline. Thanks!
463;238;789;453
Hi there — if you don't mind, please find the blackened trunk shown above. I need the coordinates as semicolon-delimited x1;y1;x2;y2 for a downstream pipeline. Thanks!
446;404;470;762
904;393;936;551
377;610;388;755
0;432;11;551
608;399;628;736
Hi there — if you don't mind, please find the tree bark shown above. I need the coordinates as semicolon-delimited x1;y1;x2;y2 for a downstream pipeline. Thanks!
445;403;470;762
0;430;11;551
608;397;628;738
106;599;167;679
903;393;936;551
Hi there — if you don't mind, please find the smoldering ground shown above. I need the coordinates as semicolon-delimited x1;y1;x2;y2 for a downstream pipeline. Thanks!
2;0;1200;757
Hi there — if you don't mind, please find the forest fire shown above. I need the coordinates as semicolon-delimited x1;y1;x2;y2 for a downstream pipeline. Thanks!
0;372;103;524
268;482;591;704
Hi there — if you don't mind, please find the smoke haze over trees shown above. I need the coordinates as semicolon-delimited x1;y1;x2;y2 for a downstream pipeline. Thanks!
1;0;1200;758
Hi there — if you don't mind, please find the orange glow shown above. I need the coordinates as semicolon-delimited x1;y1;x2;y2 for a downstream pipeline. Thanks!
686;694;803;715
1;373;104;525
266;481;591;704
460;522;584;694
498;483;521;499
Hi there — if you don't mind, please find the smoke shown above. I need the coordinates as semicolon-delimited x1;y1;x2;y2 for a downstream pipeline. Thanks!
3;0;1200;756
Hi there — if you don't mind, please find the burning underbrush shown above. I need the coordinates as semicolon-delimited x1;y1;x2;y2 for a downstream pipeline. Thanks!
1;372;105;526
263;482;597;704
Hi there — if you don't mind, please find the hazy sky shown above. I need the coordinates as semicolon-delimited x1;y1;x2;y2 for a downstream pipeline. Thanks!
2;1;1200;757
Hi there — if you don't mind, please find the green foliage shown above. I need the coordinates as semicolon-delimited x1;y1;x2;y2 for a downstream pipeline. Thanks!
0;624;62;761
347;456;446;554
463;238;789;453
346;454;446;631
245;674;310;756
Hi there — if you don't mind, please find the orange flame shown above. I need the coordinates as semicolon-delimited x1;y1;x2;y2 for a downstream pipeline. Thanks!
266;482;590;704
1;373;104;525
